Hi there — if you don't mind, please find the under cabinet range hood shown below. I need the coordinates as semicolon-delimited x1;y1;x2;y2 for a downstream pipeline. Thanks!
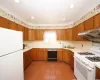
78;28;100;42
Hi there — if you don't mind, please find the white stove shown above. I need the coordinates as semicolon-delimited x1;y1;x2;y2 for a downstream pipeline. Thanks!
74;46;100;80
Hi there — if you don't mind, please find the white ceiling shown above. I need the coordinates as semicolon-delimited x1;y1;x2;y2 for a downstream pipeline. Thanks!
0;0;100;26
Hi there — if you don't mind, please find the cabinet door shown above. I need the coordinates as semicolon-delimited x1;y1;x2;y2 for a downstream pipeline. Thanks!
57;49;63;61
0;16;10;29
94;13;100;28
24;49;32;69
84;17;94;31
35;29;44;40
56;30;61;40
18;25;24;32
31;48;47;61
68;50;74;70
38;48;47;61
23;27;29;40
96;67;100;79
10;22;18;31
66;28;72;40
31;48;38;61
63;49;70;64
72;23;84;41
57;29;66;40
28;29;36;40
72;26;77;40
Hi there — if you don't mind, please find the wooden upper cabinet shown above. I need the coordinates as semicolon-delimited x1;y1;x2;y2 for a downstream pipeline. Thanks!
66;28;72;40
28;29;36;40
72;26;77;41
23;27;29;40
94;13;100;28
56;29;61;40
0;16;10;29
37;48;47;61
72;23;84;41
18;25;24;32
9;21;18;31
35;29;44;40
84;17;94;31
57;29;66;40
56;29;72;41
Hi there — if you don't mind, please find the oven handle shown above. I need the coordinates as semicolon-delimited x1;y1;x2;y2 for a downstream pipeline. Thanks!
74;56;94;72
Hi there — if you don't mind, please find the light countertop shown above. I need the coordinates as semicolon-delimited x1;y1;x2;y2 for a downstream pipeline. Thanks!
95;63;100;69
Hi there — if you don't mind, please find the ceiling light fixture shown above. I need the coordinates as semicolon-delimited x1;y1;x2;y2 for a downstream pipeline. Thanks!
63;18;66;21
70;4;74;8
14;0;19;3
31;17;34;19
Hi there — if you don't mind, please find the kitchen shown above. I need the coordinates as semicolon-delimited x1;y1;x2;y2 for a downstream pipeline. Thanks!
0;0;100;80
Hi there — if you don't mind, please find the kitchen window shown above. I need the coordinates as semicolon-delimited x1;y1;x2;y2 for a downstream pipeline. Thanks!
44;31;56;42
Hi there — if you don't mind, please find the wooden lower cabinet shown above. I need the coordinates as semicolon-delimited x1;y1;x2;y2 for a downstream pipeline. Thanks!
57;49;74;70
57;49;63;61
68;50;74;70
63;49;71;64
96;67;100;79
31;48;48;61
62;49;74;70
24;49;33;69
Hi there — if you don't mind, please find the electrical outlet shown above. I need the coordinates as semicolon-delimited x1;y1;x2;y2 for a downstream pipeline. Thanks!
82;44;83;47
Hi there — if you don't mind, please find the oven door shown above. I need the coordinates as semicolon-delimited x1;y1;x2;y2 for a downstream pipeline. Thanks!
74;56;95;80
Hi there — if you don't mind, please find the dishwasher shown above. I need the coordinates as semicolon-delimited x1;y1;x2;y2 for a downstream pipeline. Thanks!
48;48;57;61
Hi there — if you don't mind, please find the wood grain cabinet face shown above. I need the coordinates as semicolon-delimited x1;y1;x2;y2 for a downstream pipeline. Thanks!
28;29;36;40
0;16;10;29
84;17;94;31
68;50;74;70
56;29;71;40
66;28;72;40
24;49;33;69
23;27;29;40
94;13;100;28
56;29;64;40
72;23;84;41
96;67;100;79
10;22;18;31
31;48;37;60
35;29;44;40
31;48;47;61
63;49;71;64
18;25;24;32
57;49;63;61
38;48;47;61
62;49;74;70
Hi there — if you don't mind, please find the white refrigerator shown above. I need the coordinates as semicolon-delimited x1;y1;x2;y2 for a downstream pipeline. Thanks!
0;28;24;80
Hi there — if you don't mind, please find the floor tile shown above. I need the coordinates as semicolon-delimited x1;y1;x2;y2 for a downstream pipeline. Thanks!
24;61;76;80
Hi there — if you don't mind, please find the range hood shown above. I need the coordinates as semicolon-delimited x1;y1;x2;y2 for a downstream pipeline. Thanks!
78;28;100;42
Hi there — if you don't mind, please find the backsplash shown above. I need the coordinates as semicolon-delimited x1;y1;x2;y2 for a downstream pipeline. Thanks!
92;42;100;47
0;4;100;29
24;41;92;50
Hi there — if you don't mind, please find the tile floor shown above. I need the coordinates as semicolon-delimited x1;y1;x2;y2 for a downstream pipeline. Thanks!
24;61;76;80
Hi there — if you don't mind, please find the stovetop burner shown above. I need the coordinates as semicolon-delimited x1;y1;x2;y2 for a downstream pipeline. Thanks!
86;57;100;62
78;52;95;55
